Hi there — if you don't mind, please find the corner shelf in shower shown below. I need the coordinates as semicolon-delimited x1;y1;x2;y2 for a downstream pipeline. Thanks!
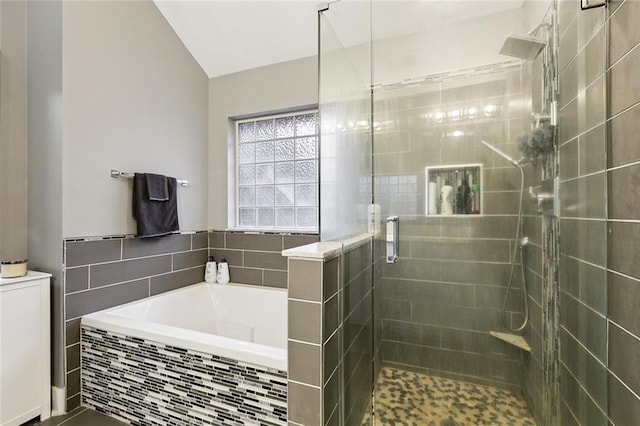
489;331;531;352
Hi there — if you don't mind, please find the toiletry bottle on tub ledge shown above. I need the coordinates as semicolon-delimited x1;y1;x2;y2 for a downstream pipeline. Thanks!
205;256;217;283
217;258;230;284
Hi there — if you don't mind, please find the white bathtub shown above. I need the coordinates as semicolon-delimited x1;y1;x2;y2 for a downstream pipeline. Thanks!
81;282;287;371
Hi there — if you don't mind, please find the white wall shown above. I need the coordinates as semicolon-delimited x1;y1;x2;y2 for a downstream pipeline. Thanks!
62;0;209;238
0;1;28;261
25;0;209;390
208;56;318;229
27;0;64;388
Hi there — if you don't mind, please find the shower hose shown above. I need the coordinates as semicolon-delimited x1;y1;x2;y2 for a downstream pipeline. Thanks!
502;165;529;333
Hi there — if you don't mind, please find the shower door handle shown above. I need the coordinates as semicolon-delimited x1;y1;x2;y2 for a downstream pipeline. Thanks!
386;216;399;263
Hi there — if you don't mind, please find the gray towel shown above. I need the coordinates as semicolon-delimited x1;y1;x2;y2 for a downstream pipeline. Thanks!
132;173;179;238
145;173;169;201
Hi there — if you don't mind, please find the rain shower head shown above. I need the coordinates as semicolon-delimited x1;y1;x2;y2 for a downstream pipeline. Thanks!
499;34;547;61
481;140;520;168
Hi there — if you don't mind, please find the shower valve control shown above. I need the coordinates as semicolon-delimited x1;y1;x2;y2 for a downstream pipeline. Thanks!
529;177;559;217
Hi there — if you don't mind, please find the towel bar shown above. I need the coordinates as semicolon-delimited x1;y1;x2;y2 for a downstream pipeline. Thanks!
110;169;189;187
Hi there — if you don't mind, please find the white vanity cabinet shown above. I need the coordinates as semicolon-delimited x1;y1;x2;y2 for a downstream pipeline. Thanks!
0;271;51;426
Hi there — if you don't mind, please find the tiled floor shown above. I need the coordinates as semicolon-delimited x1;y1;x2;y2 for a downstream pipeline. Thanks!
26;368;535;426
369;367;536;426
26;407;125;426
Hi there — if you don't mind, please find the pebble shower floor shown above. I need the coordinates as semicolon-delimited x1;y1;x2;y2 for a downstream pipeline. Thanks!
367;367;536;425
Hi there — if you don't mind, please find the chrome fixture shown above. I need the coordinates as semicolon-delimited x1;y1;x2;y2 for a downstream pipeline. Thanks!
386;216;399;263
529;187;553;212
529;177;560;217
499;34;547;61
480;141;519;167
110;169;189;187
481;141;532;167
531;101;558;127
531;112;551;125
480;140;529;332
500;19;550;61
582;0;606;10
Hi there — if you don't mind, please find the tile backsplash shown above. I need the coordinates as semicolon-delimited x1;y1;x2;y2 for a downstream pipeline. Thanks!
210;231;317;288
63;230;317;411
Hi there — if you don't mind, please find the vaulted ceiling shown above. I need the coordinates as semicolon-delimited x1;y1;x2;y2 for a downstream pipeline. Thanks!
154;0;530;79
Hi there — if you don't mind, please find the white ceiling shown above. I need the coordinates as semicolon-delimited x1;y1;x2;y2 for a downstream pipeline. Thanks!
154;0;319;78
154;0;532;79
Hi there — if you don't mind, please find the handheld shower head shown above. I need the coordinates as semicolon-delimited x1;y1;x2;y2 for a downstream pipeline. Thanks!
481;140;520;168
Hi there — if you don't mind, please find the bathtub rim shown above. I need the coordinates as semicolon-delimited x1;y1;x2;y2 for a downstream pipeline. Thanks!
81;282;287;372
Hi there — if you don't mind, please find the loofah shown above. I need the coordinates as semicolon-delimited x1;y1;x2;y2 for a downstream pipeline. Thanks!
516;126;554;160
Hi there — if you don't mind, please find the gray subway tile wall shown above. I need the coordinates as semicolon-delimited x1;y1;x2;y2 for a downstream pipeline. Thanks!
225;232;283;251
372;62;532;396
288;340;322;387
65;239;122;267
211;231;316;289
342;242;373;426
64;230;317;412
64;266;89;294
608;103;640;167
63;232;210;410
65;278;149;320
556;0;638;424
374;51;556;419
264;270;288;287
149;267;206;295
323;255;343;426
608;372;640;426
89;256;172;288
288;300;322;344
607;271;640;338
608;164;640;221
287;240;372;426
289;259;323;301
287;381;321;426
605;0;640;423
121;233;191;259
287;256;324;426
172;248;210;270
609;46;640;116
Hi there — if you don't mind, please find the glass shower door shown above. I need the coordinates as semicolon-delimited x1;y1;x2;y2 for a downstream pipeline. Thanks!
318;1;372;243
318;1;564;425
369;1;557;425
318;2;373;425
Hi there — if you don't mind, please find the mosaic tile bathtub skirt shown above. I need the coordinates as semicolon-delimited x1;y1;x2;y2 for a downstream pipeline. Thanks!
81;326;287;425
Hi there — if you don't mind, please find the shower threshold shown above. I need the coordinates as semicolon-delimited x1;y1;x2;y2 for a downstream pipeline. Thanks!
489;331;531;352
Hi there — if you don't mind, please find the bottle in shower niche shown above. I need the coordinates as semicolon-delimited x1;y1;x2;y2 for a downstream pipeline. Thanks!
471;184;480;214
205;256;217;283
456;179;471;214
441;182;454;215
217;258;230;284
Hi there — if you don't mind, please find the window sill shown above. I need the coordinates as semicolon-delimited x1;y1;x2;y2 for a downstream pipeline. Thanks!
224;228;318;236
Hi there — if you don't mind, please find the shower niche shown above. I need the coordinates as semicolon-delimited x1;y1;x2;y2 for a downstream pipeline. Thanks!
425;164;482;216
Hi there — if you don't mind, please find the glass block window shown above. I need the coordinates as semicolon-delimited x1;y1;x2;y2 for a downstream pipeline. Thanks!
236;111;319;230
